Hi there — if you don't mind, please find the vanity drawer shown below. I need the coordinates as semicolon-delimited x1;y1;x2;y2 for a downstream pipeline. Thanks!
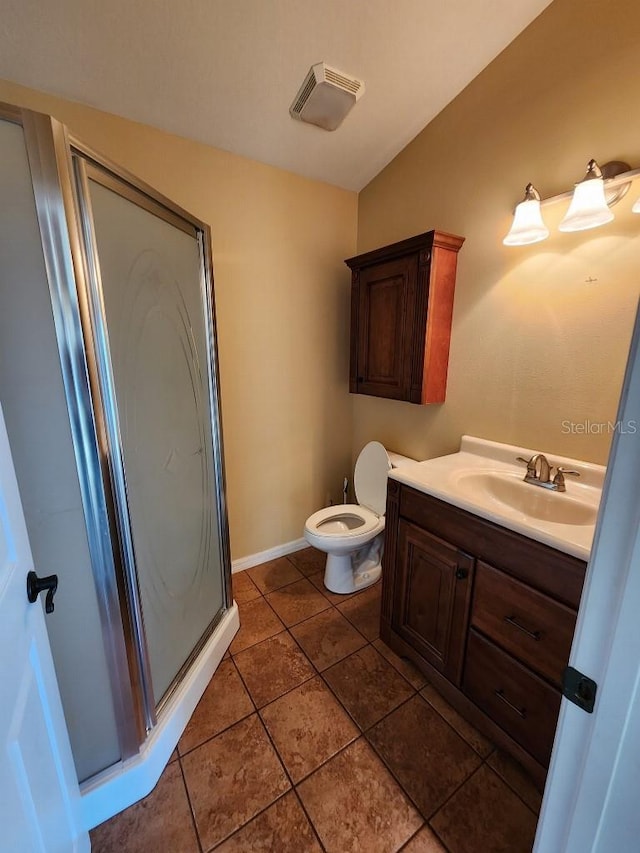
463;630;561;766
471;561;576;687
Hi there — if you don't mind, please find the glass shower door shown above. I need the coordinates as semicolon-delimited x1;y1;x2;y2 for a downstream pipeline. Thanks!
75;160;228;710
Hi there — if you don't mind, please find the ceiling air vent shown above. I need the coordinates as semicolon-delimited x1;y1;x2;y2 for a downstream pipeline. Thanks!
289;62;365;131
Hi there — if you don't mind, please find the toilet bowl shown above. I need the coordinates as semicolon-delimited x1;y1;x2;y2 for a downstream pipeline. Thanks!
304;441;414;594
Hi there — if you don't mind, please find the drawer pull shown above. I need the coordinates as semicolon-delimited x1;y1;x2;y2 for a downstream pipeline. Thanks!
494;688;527;719
504;615;541;641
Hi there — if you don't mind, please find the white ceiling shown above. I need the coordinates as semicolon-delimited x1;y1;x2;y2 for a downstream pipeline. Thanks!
0;0;552;190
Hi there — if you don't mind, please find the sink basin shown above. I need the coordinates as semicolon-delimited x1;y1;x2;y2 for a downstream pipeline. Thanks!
454;471;598;526
388;435;605;560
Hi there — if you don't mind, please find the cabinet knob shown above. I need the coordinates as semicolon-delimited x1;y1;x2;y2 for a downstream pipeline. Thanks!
357;376;363;383
455;567;468;580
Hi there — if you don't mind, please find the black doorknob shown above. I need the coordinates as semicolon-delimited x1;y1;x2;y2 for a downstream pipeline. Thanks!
26;571;59;614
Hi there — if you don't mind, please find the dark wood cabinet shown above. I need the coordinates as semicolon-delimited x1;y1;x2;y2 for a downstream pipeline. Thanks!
345;230;464;404
471;561;577;688
381;479;586;786
393;521;473;685
463;630;561;767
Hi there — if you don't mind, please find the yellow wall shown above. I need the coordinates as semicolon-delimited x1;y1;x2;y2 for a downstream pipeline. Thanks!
0;78;358;559
354;0;640;467
2;0;639;563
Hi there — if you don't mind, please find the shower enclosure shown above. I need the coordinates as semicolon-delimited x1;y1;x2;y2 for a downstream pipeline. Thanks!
0;102;236;823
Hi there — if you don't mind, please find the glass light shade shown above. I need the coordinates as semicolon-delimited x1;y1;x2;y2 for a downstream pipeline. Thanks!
559;176;614;232
632;196;640;214
503;198;549;246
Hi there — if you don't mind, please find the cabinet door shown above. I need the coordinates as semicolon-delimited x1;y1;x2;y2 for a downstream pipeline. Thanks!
354;255;417;400
393;520;474;684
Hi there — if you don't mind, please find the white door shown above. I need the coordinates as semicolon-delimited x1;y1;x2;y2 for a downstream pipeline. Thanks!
0;404;89;853
534;303;640;852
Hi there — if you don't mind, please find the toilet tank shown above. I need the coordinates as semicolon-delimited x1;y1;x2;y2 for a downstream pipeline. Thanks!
387;451;417;468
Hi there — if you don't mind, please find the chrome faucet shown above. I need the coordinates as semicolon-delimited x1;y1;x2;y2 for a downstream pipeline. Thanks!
532;453;551;484
516;454;580;492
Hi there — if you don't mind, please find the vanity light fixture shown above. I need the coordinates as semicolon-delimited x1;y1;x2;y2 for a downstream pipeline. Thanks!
504;158;640;246
503;183;549;246
559;159;614;232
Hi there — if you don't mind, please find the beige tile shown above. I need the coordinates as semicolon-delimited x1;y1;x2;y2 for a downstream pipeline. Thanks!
247;557;303;593
178;659;253;754
261;676;358;782
234;631;315;708
297;738;422;853
287;547;326;577
232;569;261;603
402;825;447;852
215;791;322;852
373;637;428;690
368;695;482;818
90;762;198;853
182;714;290;850
420;684;493;758
431;765;538;853
488;749;544;813
337;582;382;640
324;644;414;730
290;607;367;671
229;596;284;654
265;577;331;627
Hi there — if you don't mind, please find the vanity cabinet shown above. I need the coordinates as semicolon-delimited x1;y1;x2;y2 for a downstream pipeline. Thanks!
345;230;464;404
381;479;586;784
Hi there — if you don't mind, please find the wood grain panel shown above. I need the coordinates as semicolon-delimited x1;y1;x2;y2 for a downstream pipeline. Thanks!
346;230;464;405
393;520;473;685
464;630;561;767
399;486;587;608
472;561;576;687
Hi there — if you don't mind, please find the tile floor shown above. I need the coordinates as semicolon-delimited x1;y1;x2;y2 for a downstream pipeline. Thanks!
90;548;542;853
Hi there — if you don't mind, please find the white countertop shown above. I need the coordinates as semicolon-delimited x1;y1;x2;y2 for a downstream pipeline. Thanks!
389;435;606;561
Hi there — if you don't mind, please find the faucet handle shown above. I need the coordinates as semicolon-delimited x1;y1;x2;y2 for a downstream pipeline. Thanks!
516;456;536;478
553;467;580;490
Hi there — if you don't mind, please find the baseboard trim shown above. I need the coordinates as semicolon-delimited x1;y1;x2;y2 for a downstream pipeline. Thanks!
80;603;240;830
231;537;308;573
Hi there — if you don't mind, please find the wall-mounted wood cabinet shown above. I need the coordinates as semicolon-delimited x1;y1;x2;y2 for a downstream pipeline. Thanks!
345;230;464;404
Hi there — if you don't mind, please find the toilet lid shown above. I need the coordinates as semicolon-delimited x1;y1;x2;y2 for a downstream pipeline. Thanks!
354;441;391;516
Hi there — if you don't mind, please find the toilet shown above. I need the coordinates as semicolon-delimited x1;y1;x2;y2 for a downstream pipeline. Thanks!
304;441;415;594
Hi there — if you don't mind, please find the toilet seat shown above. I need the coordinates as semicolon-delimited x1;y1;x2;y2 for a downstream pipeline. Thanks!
304;503;384;550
